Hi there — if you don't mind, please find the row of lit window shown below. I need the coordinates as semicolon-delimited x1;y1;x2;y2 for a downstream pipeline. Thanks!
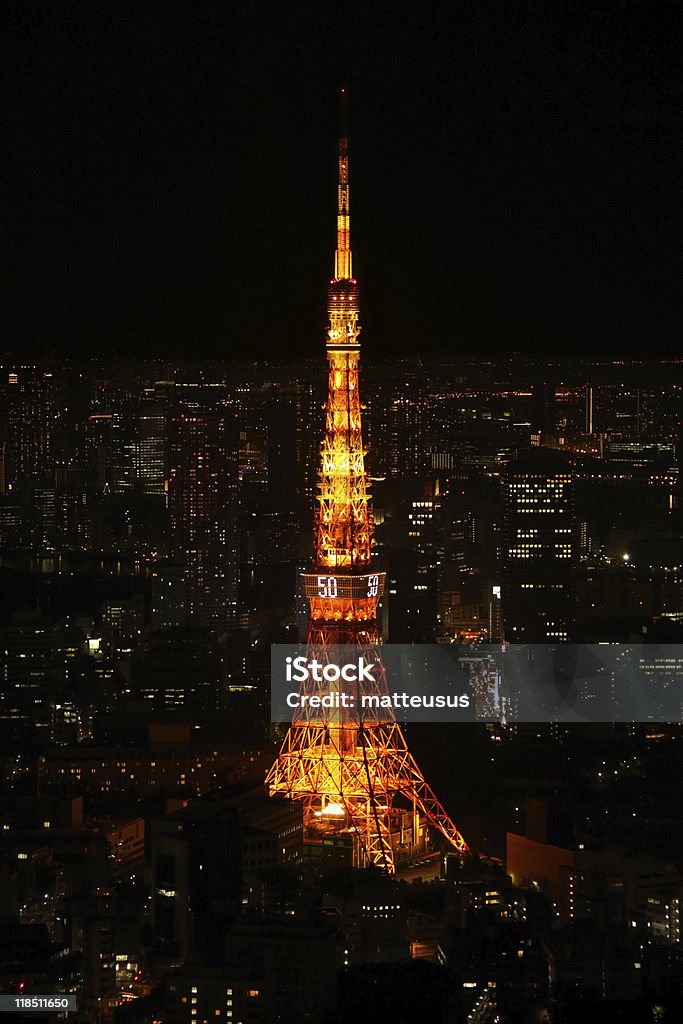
511;500;569;509
510;552;572;560
511;508;568;513
509;476;572;484
518;583;566;589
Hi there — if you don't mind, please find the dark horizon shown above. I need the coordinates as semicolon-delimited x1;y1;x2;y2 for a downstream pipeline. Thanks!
4;3;681;360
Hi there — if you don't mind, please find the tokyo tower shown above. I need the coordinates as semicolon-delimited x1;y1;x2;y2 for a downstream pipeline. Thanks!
266;91;468;872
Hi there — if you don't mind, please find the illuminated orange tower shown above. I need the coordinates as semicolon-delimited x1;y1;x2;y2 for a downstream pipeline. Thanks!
266;91;468;872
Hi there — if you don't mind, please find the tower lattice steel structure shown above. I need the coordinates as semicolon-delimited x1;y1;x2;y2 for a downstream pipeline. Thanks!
266;92;468;872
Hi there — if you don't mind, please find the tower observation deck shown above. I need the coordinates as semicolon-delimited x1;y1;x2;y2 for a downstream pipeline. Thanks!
266;91;468;872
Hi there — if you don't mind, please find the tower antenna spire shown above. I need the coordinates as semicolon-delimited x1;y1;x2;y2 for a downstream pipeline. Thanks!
338;84;349;140
335;86;352;281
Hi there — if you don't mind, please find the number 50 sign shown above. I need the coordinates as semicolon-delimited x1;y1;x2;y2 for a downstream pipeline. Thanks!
302;572;385;600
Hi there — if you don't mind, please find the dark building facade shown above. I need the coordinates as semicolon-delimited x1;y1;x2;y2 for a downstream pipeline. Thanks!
168;385;239;631
502;452;577;642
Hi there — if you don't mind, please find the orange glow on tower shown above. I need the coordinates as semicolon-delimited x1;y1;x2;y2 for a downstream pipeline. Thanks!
266;92;468;871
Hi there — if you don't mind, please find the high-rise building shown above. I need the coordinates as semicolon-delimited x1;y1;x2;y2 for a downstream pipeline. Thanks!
33;486;57;551
264;396;297;512
83;413;113;490
365;376;426;479
502;452;577;642
387;387;425;478
266;91;467;872
150;563;188;630
0;366;55;487
293;377;325;509
168;385;239;631
259;394;299;597
381;485;442;642
136;389;167;496
110;387;138;492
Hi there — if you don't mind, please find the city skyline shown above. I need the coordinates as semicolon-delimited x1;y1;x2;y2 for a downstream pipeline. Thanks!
0;347;681;1020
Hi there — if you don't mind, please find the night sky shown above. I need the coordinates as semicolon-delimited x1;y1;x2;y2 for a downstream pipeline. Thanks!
4;3;681;360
